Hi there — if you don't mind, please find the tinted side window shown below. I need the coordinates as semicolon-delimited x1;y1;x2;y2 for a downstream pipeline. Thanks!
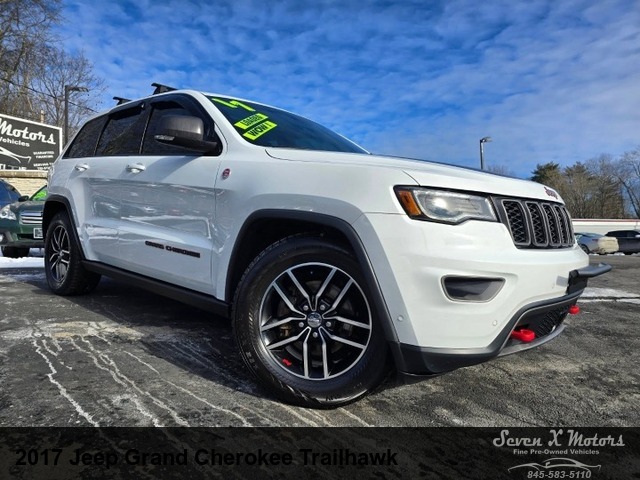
96;105;148;156
64;116;107;158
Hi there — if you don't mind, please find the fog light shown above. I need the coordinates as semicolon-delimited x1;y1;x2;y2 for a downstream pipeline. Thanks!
442;276;505;302
568;304;580;315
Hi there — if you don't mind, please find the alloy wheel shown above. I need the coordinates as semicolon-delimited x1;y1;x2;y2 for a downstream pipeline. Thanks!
258;262;372;381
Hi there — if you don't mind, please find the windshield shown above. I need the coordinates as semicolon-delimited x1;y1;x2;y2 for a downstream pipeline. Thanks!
0;181;20;206
31;185;47;201
208;96;367;154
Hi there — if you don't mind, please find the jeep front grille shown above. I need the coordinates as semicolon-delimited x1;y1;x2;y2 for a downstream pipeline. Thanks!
20;211;43;225
495;198;574;249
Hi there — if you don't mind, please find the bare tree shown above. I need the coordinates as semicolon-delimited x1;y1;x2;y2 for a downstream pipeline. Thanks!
32;47;105;133
584;155;626;218
615;147;640;218
562;162;593;218
0;0;62;119
0;0;103;134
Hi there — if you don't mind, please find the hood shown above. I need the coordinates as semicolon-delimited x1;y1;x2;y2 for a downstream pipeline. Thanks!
9;200;45;213
265;148;564;203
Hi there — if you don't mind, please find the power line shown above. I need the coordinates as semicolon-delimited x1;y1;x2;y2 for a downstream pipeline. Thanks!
0;76;98;113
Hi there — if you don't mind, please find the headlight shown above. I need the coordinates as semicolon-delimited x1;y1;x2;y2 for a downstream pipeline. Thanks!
394;187;497;224
0;205;16;221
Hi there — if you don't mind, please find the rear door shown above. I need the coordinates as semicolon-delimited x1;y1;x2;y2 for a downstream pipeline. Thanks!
63;105;150;265
116;94;223;294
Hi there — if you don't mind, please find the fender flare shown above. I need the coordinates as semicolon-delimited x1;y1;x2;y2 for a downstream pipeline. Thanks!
227;209;406;370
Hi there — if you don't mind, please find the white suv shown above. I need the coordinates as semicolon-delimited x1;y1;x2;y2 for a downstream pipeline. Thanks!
44;84;610;407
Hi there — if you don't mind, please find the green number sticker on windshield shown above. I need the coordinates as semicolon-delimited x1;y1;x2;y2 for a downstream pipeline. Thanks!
211;98;255;112
235;113;268;130
243;121;277;140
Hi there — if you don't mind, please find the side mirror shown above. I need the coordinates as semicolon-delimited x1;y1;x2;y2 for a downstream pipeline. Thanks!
18;195;29;202
154;115;218;154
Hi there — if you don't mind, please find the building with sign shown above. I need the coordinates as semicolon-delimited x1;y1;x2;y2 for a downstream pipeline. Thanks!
0;113;62;171
0;113;61;195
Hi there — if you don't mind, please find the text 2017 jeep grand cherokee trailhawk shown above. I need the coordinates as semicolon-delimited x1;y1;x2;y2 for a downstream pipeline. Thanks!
43;84;611;407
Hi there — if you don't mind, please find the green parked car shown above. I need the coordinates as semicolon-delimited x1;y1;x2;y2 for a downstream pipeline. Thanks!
0;185;47;258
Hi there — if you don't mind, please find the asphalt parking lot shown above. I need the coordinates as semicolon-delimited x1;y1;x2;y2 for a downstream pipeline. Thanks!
0;255;638;427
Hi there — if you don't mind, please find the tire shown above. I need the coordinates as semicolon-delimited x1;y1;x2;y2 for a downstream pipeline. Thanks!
233;235;389;408
44;211;101;295
1;246;30;258
579;244;589;254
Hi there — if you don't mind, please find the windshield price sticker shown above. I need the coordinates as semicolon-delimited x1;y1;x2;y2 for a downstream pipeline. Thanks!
234;113;269;130
211;97;278;141
243;121;277;140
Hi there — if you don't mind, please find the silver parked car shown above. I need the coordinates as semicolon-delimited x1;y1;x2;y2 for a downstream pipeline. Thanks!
575;232;618;254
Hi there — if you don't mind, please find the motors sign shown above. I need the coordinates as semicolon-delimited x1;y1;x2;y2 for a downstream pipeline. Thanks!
0;113;62;171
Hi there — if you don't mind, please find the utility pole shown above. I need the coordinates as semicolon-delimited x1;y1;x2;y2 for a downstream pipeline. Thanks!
64;85;88;144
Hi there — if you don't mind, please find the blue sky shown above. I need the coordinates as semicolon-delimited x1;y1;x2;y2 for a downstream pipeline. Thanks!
56;0;640;178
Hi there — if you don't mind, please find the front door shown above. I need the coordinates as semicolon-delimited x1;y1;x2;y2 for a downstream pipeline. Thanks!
115;96;223;295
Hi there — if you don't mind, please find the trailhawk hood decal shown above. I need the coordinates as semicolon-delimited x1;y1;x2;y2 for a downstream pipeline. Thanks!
265;148;565;203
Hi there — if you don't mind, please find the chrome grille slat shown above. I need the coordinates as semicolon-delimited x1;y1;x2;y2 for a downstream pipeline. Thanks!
20;212;43;225
496;198;574;249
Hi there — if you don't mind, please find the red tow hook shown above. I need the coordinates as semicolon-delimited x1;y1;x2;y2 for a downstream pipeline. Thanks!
568;304;580;315
510;328;536;343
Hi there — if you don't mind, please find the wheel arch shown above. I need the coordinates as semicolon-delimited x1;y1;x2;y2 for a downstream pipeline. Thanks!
43;195;73;240
43;195;87;260
225;209;404;368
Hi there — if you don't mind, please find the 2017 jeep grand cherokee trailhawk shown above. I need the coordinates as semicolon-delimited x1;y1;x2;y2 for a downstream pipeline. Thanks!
43;84;611;407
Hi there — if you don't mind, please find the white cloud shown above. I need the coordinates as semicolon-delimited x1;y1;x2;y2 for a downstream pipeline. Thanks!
56;0;640;177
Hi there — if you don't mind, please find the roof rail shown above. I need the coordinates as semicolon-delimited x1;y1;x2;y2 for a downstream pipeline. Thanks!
152;83;177;94
113;96;131;105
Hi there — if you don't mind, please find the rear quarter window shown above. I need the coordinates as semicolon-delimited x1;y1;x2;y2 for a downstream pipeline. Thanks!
65;116;107;159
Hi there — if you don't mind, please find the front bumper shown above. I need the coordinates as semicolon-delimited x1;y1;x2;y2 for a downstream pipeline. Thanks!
397;262;611;377
0;226;44;249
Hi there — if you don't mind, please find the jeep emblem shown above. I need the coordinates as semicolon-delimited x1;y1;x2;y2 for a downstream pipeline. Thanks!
544;187;558;199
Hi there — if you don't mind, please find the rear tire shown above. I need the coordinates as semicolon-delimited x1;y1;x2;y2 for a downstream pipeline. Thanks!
44;211;101;295
233;235;389;408
1;246;30;258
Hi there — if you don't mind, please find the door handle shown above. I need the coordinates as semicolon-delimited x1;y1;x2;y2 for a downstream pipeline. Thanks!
125;163;146;173
74;163;89;172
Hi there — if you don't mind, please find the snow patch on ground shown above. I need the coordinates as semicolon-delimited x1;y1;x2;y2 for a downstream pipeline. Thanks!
0;248;44;269
581;287;640;298
580;287;640;304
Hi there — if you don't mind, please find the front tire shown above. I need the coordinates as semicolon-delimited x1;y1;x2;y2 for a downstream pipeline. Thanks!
233;236;388;408
44;211;101;295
